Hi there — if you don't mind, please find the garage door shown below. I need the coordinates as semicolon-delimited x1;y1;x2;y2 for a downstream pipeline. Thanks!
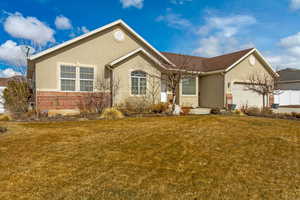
0;87;5;113
232;83;265;108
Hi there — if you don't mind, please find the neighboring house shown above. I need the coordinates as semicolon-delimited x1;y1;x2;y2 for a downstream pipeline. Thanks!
27;19;278;112
275;68;300;106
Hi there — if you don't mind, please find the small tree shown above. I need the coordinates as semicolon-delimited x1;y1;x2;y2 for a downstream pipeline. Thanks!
163;54;197;111
78;75;120;113
244;72;280;108
2;78;31;114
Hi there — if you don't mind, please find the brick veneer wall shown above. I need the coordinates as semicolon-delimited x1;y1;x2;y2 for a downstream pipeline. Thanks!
36;91;111;111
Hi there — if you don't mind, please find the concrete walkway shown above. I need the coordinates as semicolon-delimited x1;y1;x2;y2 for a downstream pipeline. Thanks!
189;108;211;115
272;107;300;114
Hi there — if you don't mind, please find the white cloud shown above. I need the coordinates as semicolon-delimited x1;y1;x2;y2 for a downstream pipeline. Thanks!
120;0;144;9
156;9;192;29
0;40;34;66
266;32;300;69
194;15;256;57
55;15;72;30
290;0;300;10
0;68;21;78
170;0;192;5
198;15;256;37
4;12;55;46
79;26;89;34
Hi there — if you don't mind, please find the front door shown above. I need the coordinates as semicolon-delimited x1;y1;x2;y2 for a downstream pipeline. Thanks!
161;79;167;102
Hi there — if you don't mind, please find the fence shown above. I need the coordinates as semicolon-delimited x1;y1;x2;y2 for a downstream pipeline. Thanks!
274;90;300;106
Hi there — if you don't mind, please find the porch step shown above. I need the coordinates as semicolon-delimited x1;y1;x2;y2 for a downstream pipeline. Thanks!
189;108;211;115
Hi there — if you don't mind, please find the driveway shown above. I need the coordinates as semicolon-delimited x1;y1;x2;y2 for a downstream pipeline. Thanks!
272;107;300;114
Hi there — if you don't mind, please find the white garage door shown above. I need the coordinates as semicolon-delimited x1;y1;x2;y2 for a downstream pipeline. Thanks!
232;83;265;108
0;87;5;113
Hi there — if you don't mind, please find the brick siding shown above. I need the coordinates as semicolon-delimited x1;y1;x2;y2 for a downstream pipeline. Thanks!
36;91;111;111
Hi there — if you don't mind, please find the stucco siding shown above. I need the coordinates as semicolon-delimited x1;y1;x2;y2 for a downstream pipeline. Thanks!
225;52;273;93
113;53;161;105
34;25;163;91
199;74;224;108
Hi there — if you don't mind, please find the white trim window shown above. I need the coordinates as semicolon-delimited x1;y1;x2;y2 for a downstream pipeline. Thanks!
131;71;147;95
60;64;94;92
60;65;76;91
182;76;196;95
80;67;94;92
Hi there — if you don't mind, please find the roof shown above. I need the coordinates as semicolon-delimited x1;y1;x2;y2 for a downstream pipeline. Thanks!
28;19;173;65
162;48;254;72
107;48;166;69
277;68;300;81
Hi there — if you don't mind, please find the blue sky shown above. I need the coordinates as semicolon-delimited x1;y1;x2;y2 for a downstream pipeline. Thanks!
1;0;300;77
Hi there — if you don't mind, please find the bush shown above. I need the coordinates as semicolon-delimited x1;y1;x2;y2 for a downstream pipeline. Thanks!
245;107;261;116
291;112;300;118
122;98;151;114
0;114;12;121
150;103;169;114
3;79;31;114
211;107;221;115
100;108;124;120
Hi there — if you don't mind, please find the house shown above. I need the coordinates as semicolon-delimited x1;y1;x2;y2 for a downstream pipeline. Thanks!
27;19;278;112
274;68;300;106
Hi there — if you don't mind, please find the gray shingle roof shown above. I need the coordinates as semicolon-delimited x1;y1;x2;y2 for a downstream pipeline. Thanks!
278;68;300;81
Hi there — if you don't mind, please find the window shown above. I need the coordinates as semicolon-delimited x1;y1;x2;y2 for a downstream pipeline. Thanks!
60;65;76;91
60;64;94;92
131;71;147;95
182;77;196;95
80;67;94;91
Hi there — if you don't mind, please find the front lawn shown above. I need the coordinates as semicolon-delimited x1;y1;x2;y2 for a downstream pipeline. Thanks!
0;116;299;199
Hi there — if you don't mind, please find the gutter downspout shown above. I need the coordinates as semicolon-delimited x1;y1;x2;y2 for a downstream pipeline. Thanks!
105;65;114;107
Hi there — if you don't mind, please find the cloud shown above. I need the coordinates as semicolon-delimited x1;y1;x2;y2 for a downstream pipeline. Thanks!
69;26;90;38
0;68;21;78
120;0;144;9
290;0;300;10
79;26;89;34
156;9;192;30
170;0;192;5
266;32;300;69
3;12;55;46
55;15;72;30
194;15;256;57
0;40;34;67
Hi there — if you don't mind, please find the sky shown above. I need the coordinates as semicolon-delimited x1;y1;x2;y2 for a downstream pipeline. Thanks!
1;0;300;77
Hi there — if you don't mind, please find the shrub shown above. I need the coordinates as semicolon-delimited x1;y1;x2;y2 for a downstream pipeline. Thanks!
3;79;31;114
0;127;7;134
261;107;273;115
150;103;169;114
0;114;12;121
234;109;245;116
122;98;151;114
100;108;124;120
245;107;261;116
291;112;300;118
211;107;221;115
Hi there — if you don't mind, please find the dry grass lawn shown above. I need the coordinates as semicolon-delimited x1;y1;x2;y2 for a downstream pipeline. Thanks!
0;115;299;200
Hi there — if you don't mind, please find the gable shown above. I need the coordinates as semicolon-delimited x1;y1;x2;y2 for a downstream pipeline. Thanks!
225;52;275;82
34;23;168;91
29;20;171;65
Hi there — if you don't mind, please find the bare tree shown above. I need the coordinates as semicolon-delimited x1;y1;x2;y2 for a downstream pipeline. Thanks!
146;72;161;105
162;54;198;110
244;72;280;108
78;75;120;113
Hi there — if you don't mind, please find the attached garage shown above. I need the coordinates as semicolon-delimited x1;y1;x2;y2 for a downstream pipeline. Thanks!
232;83;266;108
